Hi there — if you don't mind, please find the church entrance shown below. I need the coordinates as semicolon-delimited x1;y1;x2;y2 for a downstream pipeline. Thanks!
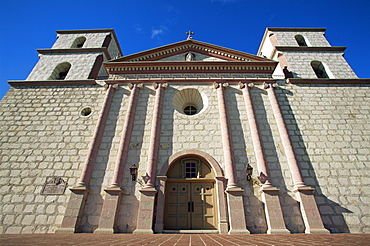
164;158;218;230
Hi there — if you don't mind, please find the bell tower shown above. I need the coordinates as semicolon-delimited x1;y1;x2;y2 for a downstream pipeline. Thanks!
26;29;122;81
258;27;357;79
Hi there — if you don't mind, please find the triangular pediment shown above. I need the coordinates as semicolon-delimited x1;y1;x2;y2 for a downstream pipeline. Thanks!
111;39;273;63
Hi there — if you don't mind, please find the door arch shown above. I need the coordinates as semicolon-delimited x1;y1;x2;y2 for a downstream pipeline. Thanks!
154;150;228;234
165;158;217;230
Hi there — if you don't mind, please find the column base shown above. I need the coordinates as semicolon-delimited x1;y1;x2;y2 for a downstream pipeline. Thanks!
55;186;88;234
94;228;115;234
228;229;250;235
95;187;123;234
294;186;330;234
260;187;290;234
267;228;291;234
133;229;154;234
133;188;157;235
226;187;250;234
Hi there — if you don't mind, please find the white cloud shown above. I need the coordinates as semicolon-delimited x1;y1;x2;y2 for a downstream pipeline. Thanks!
151;29;163;38
151;26;168;39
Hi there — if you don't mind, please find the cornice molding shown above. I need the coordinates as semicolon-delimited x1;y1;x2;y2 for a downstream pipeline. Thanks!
267;27;327;32
37;48;111;60
105;61;277;75
287;78;370;84
105;78;277;85
275;46;346;52
8;79;97;87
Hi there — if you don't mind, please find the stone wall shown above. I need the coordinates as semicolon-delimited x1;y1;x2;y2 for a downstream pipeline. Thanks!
1;81;369;234
0;85;106;234
275;82;370;233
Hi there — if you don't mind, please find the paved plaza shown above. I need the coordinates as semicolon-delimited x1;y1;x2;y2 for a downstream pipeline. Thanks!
0;233;369;246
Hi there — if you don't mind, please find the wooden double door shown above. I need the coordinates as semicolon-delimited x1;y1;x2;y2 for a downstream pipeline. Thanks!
164;182;217;230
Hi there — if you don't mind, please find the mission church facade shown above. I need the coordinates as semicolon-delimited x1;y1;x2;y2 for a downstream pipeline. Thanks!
0;28;369;234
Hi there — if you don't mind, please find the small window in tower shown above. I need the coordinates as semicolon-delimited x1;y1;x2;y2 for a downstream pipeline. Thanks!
183;105;197;115
295;35;308;46
71;36;86;48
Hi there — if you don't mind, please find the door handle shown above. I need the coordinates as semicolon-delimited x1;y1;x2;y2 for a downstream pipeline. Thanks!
188;202;194;212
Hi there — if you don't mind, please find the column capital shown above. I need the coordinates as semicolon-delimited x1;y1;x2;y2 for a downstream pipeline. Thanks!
213;82;229;89
152;82;168;90
239;82;255;89
128;83;144;90
213;82;220;89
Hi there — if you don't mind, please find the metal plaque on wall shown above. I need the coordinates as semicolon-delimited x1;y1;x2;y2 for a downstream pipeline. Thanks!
41;177;68;195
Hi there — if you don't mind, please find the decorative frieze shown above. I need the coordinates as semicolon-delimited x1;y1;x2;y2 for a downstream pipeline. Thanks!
108;73;272;81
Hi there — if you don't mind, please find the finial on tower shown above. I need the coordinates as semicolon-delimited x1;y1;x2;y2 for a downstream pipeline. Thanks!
186;30;194;40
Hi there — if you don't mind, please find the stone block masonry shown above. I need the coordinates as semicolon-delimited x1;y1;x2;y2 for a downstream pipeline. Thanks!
276;82;370;233
0;85;106;234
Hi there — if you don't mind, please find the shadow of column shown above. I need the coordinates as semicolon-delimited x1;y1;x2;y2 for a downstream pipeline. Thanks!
275;83;352;233
248;86;306;233
115;85;151;233
226;86;268;233
79;87;126;232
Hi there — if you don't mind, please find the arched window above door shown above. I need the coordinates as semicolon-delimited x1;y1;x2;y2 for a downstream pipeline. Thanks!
167;158;214;179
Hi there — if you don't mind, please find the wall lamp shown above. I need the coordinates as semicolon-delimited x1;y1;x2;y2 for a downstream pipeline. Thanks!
130;164;138;181
245;163;253;181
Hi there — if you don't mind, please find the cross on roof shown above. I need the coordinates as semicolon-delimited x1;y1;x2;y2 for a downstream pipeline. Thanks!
186;30;194;40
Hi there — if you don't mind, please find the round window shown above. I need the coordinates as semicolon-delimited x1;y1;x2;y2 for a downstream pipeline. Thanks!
183;105;197;115
80;107;92;117
173;88;207;116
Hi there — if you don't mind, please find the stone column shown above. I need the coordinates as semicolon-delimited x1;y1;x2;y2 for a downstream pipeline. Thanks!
240;82;289;234
214;82;249;234
266;83;329;234
95;83;142;234
133;82;167;234
56;84;118;233
154;176;167;233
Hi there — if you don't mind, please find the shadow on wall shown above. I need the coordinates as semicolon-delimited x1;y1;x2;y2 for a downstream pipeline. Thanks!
115;85;151;233
251;86;305;233
276;84;351;233
226;87;268;234
79;87;126;233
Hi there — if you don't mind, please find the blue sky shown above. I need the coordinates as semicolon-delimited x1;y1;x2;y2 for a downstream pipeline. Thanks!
1;0;369;99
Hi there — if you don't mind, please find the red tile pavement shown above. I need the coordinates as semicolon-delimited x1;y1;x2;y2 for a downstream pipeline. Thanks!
0;233;369;246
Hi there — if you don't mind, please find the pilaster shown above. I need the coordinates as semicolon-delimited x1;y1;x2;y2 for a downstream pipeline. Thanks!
214;82;249;234
133;82;167;234
95;83;142;234
240;82;289;234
